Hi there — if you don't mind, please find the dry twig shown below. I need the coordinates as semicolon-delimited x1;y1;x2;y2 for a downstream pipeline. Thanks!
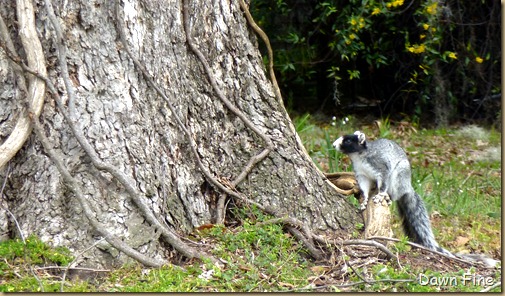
290;278;415;292
479;281;501;292
368;236;476;266
60;238;106;292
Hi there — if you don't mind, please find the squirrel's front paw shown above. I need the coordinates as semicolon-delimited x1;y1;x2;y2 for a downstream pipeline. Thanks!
372;192;390;205
359;197;369;210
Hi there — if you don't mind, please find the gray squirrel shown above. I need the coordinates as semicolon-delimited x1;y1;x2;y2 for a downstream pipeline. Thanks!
332;131;449;254
332;131;499;269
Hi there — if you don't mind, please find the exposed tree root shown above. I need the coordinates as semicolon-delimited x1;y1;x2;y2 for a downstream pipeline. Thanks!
1;0;214;267
40;0;214;264
0;0;46;170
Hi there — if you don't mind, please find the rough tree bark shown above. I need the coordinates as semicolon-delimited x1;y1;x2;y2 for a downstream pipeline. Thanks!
0;0;360;268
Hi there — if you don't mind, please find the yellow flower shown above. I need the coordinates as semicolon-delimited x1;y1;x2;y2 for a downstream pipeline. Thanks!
475;57;484;63
350;18;357;26
426;2;438;15
392;0;404;7
371;8;381;15
349;33;356;40
420;34;426;39
422;23;430;30
407;44;426;54
448;52;457;59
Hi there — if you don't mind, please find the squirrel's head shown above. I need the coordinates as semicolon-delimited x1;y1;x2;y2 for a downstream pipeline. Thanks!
333;131;367;154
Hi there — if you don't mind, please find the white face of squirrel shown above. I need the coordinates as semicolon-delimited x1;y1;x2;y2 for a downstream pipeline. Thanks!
333;131;367;154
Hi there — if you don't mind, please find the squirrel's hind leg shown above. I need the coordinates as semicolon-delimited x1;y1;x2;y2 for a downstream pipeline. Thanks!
372;178;392;205
355;174;374;210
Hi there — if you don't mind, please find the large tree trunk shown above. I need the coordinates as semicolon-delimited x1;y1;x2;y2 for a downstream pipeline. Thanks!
0;0;359;268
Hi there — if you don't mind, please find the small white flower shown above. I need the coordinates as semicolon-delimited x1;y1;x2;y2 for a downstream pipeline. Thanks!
345;117;349;122
331;122;336;126
198;269;215;280
332;116;337;121
342;121;346;125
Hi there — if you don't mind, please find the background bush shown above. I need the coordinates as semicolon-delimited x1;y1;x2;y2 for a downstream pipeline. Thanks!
251;0;501;126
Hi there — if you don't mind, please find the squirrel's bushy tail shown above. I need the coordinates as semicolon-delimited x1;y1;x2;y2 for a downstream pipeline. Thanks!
397;192;453;256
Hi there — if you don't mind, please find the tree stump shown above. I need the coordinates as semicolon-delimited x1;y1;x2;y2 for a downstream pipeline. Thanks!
362;190;393;240
326;172;393;240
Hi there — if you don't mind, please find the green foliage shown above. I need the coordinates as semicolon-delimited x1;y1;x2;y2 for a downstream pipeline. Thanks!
377;116;392;138
0;235;73;268
0;235;90;292
202;207;312;291
102;264;208;292
251;0;500;125
294;113;354;172
100;206;313;292
392;235;411;253
1;215;312;292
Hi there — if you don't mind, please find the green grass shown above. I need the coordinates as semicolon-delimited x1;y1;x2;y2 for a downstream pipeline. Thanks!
1;207;313;292
0;235;93;292
1;114;501;292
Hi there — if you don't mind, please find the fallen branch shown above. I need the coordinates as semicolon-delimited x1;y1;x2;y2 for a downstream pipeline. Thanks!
340;239;397;261
36;266;111;273
336;245;370;284
290;278;415;292
288;227;324;260
367;236;476;266
310;233;397;261
479;281;501;292
256;216;396;261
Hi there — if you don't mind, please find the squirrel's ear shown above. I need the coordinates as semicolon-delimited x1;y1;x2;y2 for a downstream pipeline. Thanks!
354;131;366;145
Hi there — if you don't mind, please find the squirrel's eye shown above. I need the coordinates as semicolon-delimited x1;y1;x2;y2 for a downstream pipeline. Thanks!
344;139;351;144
